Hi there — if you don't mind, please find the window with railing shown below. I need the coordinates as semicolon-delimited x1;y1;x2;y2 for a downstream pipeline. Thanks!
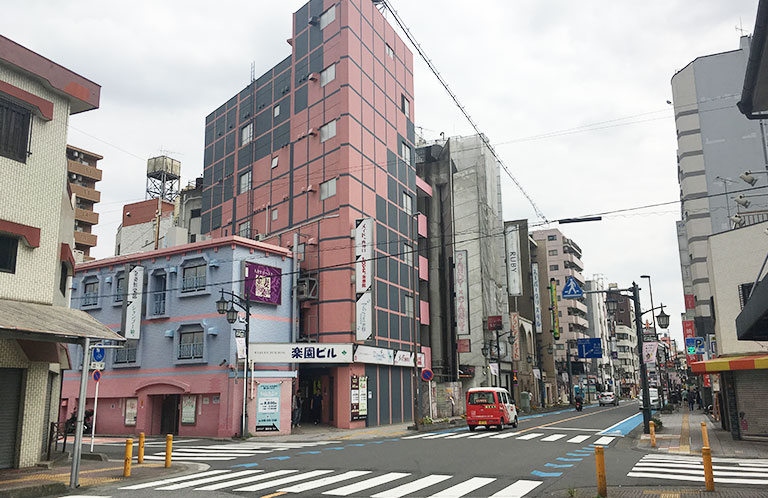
152;274;167;315
181;265;206;292
83;281;98;306
178;331;204;359
114;346;137;364
153;292;166;315
114;277;124;302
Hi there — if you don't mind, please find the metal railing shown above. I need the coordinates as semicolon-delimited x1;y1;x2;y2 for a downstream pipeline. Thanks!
178;342;203;359
114;347;137;364
153;293;166;315
83;293;98;306
181;275;206;292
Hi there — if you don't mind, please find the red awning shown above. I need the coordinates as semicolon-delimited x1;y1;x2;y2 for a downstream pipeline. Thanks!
690;354;768;374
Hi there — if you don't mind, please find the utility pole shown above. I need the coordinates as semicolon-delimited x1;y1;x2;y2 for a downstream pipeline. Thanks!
632;282;652;434
566;341;573;403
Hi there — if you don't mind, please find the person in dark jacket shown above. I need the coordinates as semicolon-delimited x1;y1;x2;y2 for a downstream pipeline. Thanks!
311;392;323;425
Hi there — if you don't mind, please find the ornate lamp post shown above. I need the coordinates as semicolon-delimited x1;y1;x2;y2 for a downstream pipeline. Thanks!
216;289;251;438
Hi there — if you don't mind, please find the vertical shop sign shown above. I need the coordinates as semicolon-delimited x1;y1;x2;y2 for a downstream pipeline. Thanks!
455;250;470;336
255;383;281;431
351;375;368;421
532;263;542;333
505;224;522;296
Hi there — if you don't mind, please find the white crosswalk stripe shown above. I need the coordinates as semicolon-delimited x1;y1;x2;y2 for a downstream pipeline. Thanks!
401;431;617;445
516;433;544;440
489;479;542;498
197;470;297;491
490;431;521;439
323;472;410;496
628;454;768;485
427;477;496;497
236;469;334;492
566;435;591;443
370;474;452;498
540;434;566;442
123;469;543;497
280;471;372;493
143;440;336;462
593;436;615;446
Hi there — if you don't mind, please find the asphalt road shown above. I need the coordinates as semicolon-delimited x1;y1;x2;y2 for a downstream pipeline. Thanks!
58;401;768;497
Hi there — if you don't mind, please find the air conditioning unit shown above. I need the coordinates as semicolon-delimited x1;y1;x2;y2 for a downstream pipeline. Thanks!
254;234;265;242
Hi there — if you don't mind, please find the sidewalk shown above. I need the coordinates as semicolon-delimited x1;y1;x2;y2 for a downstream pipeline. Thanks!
636;408;768;458
0;455;198;498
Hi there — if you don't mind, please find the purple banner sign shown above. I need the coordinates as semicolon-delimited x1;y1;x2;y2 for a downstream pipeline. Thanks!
244;262;282;305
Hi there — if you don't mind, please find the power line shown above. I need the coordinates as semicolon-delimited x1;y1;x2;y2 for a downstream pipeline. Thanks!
381;0;547;221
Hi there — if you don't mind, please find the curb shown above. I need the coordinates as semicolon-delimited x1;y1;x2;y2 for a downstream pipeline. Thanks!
0;482;67;498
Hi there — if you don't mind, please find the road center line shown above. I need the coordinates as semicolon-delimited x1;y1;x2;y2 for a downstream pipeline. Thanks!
514;404;625;435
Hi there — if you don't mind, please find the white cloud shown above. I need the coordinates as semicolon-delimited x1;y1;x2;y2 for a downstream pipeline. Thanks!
3;0;759;348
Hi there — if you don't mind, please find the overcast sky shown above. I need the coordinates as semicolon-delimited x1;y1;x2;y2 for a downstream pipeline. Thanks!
2;0;760;348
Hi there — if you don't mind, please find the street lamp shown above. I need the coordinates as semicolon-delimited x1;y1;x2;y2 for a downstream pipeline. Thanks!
739;170;768;186
656;307;670;329
215;288;251;438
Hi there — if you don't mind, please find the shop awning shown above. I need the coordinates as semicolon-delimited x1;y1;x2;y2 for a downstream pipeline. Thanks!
690;354;768;374
0;298;124;344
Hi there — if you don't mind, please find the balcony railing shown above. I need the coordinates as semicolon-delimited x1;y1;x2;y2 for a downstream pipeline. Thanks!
114;347;137;364
68;159;102;182
83;293;98;306
74;231;98;247
181;275;206;292
178;343;203;359
153;293;166;315
75;208;99;225
70;183;101;203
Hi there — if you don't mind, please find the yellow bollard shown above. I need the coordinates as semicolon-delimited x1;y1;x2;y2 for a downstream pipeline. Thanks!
649;421;656;448
701;422;710;451
595;446;607;497
703;446;715;491
165;434;173;468
138;432;145;464
123;438;133;477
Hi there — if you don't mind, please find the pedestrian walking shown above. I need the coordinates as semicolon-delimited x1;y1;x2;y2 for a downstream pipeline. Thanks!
687;390;695;411
292;390;303;428
311;391;323;425
696;390;703;410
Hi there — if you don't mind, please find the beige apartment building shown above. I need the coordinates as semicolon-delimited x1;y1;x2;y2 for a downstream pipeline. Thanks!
0;35;121;469
531;228;589;401
67;145;103;260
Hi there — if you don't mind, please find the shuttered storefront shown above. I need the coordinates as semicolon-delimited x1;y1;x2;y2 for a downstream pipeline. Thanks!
734;370;768;440
0;368;23;469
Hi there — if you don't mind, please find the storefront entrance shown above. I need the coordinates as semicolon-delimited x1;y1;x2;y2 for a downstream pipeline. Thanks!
160;394;179;435
298;367;333;426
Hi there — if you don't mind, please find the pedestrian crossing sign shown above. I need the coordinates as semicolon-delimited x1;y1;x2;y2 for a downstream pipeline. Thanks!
561;276;583;299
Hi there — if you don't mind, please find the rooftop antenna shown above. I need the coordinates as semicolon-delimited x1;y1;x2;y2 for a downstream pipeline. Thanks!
250;61;256;84
736;17;748;36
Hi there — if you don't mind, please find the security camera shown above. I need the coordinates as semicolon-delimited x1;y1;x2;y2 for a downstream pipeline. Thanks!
734;194;751;208
730;213;745;227
126;211;131;217
740;171;758;186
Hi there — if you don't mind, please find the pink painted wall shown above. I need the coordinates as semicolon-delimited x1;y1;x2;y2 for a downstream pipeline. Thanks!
61;368;238;438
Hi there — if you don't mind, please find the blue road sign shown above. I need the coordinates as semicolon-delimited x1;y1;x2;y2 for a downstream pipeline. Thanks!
421;369;433;382
92;370;101;382
685;337;706;355
561;276;584;299
577;338;602;359
92;347;105;362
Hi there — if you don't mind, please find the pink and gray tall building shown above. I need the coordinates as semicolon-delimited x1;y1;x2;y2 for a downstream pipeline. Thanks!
202;0;421;428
